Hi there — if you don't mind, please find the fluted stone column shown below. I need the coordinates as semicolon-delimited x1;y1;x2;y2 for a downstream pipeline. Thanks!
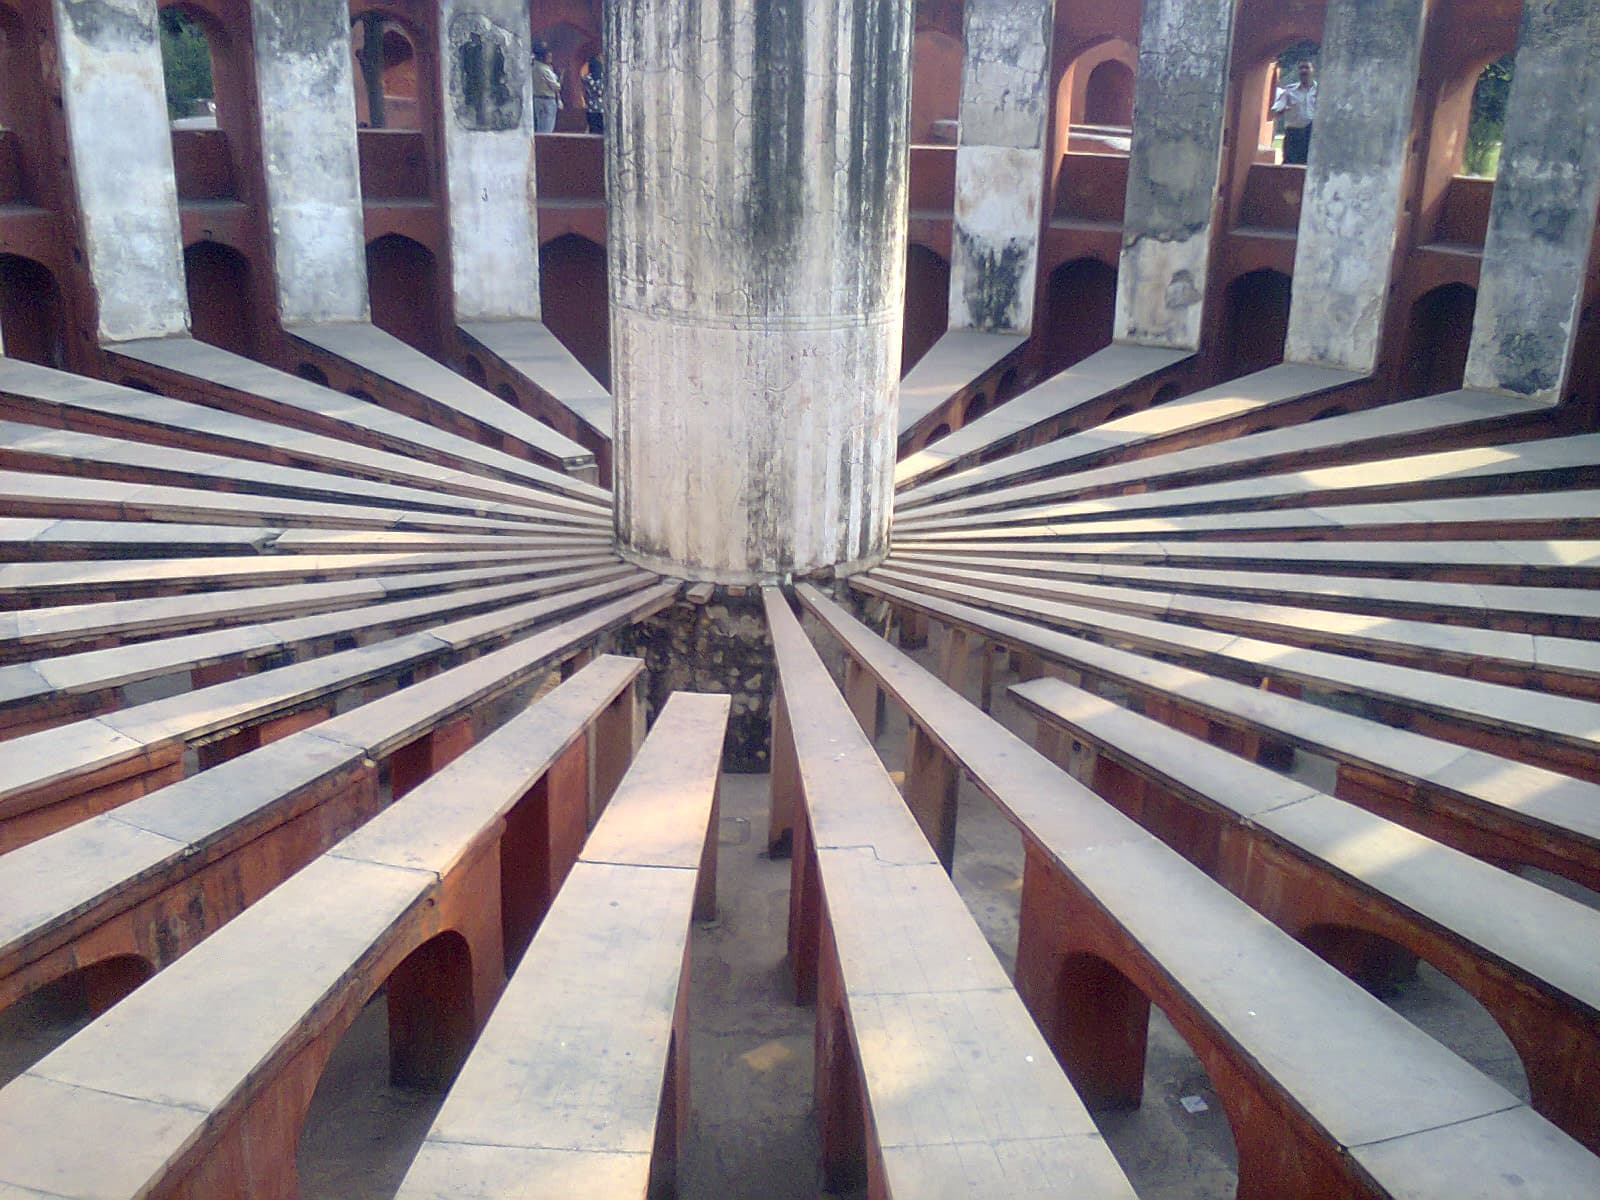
947;0;1056;335
1284;0;1428;372
1466;1;1600;404
53;0;188;341
1114;0;1235;350
251;0;368;325
606;1;913;584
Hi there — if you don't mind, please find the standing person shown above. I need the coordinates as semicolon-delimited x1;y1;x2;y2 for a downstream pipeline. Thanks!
531;40;561;133
583;54;605;134
1272;59;1318;165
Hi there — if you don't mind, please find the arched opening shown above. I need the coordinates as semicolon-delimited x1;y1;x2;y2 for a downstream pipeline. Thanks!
925;423;952;445
1082;59;1134;127
1220;268;1291;378
963;391;989;423
296;932;475;1198
296;362;330;386
1042;952;1240;1192
1299;922;1530;1101
1039;257;1117;376
0;254;65;367
494;381;520;407
366;234;443;358
538;234;610;387
1150;383;1182;406
903;243;951;373
910;28;962;144
352;13;420;130
1401;283;1476;399
183;240;254;357
0;956;154;1087
459;353;486;388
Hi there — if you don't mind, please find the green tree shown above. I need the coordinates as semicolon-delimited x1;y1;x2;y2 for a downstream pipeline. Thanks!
159;9;214;121
1464;55;1514;177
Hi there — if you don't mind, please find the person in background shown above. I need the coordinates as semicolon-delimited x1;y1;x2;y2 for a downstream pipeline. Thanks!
1272;59;1318;165
531;40;561;133
583;53;605;134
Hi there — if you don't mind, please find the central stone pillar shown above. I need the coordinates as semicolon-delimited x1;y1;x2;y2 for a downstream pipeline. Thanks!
606;1;913;585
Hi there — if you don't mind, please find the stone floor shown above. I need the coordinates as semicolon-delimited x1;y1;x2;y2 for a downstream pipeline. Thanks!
0;644;1588;1197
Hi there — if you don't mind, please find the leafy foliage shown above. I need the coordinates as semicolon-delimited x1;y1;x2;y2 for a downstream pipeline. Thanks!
158;9;213;121
1464;55;1514;177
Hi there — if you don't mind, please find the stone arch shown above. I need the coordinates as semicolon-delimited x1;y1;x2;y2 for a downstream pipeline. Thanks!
1220;268;1292;378
1052;36;1138;158
903;242;951;373
0;254;65;368
538;233;610;387
1038;949;1241;1184
295;931;476;1195
183;240;255;357
1039;256;1117;376
1083;58;1135;127
366;233;444;358
1400;282;1476;399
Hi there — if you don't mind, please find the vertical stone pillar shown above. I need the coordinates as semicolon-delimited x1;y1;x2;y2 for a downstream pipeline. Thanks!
52;0;188;341
1114;0;1235;350
1466;3;1600;404
606;1;913;583
1284;0;1428;373
947;1;1055;335
438;0;540;321
250;0;368;325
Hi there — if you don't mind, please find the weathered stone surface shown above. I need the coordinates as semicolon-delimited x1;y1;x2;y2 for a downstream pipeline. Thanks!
1285;0;1428;373
947;0;1055;336
1466;0;1600;404
439;0;540;321
1114;0;1234;350
607;0;911;582
616;592;773;772
52;0;188;342
251;0;369;324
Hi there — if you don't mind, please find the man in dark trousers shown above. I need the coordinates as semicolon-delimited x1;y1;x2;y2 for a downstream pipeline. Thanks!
1272;59;1318;165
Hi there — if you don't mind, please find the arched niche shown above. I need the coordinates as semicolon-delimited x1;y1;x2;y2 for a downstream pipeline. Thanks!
538;233;609;387
1039;256;1117;377
366;233;444;358
903;242;951;373
183;239;256;357
0;254;66;368
1220;268;1292;379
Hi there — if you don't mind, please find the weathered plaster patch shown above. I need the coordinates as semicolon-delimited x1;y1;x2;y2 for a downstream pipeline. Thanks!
53;0;188;342
1465;0;1600;402
1115;228;1209;350
950;145;1043;333
1285;0;1426;373
440;0;539;321
1114;0;1233;349
252;0;369;324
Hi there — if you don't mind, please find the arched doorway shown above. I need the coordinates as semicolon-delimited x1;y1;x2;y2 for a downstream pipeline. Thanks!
1220;268;1292;378
538;234;609;387
0;254;65;367
366;234;443;357
1083;59;1135;127
1039;257;1117;375
903;243;950;372
184;240;255;357
1401;283;1476;399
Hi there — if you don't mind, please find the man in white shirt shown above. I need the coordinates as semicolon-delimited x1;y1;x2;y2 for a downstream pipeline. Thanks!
1272;60;1318;165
